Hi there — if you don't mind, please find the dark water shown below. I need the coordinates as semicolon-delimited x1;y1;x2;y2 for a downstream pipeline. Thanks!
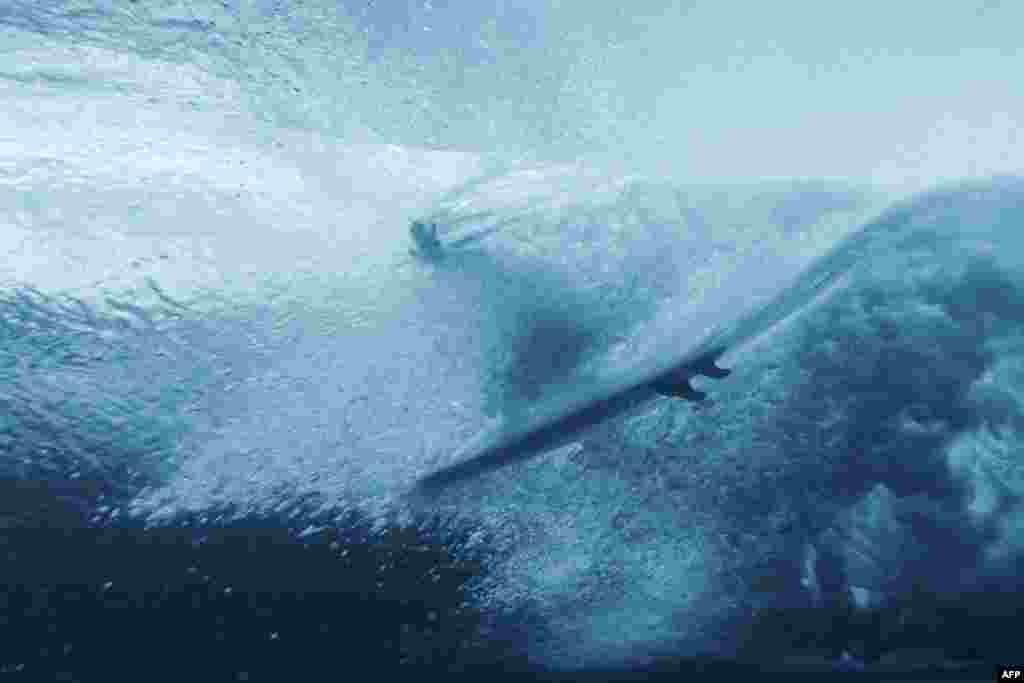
2;474;1016;680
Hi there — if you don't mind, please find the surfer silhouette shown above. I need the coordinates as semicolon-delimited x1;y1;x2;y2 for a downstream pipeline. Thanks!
409;220;444;261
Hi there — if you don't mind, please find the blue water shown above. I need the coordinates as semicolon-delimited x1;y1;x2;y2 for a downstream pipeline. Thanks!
1;2;1022;678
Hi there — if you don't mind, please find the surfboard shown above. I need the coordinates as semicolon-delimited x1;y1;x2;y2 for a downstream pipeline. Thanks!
411;208;887;498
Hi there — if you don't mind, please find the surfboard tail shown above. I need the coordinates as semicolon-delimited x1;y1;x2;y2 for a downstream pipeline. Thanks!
652;377;708;401
694;355;731;379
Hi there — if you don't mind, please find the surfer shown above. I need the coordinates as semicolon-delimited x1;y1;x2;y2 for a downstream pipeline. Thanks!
409;220;444;261
408;215;519;263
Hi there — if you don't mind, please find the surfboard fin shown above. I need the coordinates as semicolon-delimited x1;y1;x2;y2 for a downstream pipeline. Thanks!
693;354;731;379
652;377;708;401
651;349;730;402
